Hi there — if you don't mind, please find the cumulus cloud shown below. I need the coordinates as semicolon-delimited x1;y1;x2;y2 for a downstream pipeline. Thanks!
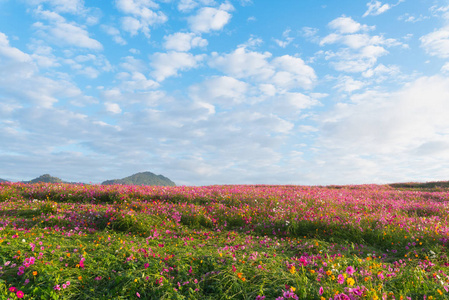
320;16;403;73
274;29;294;48
320;76;449;154
420;26;449;58
189;76;249;107
101;25;127;45
363;1;391;17
150;51;205;81
0;33;32;62
328;16;374;34
188;3;234;33
32;7;102;50
115;0;167;37
209;47;274;80
163;32;208;51
105;102;122;114
27;0;85;14
209;47;316;91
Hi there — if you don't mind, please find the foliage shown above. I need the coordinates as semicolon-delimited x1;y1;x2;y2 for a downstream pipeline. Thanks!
0;182;448;299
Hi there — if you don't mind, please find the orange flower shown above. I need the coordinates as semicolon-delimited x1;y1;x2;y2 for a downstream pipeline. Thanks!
237;272;243;278
33;271;38;276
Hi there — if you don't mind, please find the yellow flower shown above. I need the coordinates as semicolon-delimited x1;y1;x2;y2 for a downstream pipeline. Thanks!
347;277;355;286
289;266;296;274
290;287;296;292
33;271;38;276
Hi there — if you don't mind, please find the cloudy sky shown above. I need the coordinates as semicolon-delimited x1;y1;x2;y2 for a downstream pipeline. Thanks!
1;0;449;185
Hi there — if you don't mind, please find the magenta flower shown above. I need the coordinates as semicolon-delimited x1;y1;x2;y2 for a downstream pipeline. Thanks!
9;286;17;292
319;286;324;295
136;292;141;298
346;266;355;276
256;296;266;300
16;290;24;298
337;274;345;284
144;263;149;269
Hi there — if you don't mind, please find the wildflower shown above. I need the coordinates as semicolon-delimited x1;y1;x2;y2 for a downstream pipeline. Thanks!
319;286;324;295
137;292;140;298
256;296;266;300
289;265;296;274
16;290;24;299
346;278;355;286
33;271;38;276
346;266;355;276
9;287;17;292
144;263;149;269
54;285;61;291
337;274;345;284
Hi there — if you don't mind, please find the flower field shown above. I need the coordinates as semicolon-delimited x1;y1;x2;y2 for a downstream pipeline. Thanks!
0;182;448;299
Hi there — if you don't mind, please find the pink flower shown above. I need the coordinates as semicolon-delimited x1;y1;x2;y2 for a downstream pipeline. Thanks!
346;266;355;276
136;292;141;298
16;290;24;298
9;287;17;292
144;263;149;269
319;286;324;295
337;274;345;284
79;257;85;268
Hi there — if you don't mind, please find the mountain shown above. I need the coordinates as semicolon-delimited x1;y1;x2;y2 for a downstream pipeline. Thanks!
0;178;9;183
26;174;64;184
102;171;176;187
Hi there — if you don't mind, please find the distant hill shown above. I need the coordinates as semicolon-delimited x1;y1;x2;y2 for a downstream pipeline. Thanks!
26;174;64;184
389;181;449;189
102;171;176;187
0;178;9;183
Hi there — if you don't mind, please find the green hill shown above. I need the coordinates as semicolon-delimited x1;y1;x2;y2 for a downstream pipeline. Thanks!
26;174;64;184
102;171;176;186
389;180;449;189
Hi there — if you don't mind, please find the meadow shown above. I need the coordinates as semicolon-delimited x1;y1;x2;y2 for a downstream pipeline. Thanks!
0;182;448;299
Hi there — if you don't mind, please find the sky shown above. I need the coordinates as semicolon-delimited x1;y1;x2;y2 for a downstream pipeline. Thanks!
1;0;449;186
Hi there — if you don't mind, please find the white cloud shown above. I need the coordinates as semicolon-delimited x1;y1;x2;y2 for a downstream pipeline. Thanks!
32;8;102;50
272;92;319;116
101;25;127;45
189;76;249;106
116;0;167;37
150;51;205;81
188;4;233;33
442;62;449;73
271;55;316;90
333;76;365;93
320;75;449;155
420;26;449;58
274;29;294;48
119;72;160;91
0;32;32;62
210;47;316;90
328;16;374;34
363;0;391;17
105;102;122;114
120;56;147;73
320;16;403;73
163;32;208;51
27;0;85;14
209;47;274;80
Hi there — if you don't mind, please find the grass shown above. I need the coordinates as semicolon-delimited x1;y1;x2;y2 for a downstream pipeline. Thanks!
0;182;448;299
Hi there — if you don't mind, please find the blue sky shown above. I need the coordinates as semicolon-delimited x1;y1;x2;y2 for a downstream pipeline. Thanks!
1;0;449;185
